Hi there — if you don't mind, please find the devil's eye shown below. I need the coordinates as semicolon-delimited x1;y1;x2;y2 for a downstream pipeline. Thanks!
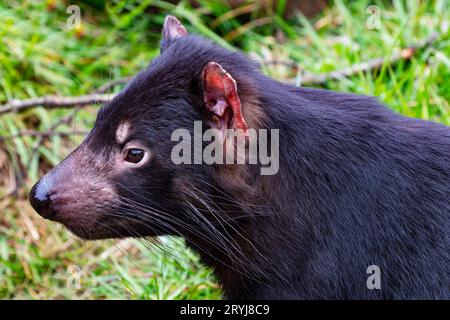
124;148;145;164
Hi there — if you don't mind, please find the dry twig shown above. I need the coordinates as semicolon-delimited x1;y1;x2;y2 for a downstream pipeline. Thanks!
288;32;439;85
0;94;112;116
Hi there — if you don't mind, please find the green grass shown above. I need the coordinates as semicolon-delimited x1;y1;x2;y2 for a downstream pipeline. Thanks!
0;0;448;299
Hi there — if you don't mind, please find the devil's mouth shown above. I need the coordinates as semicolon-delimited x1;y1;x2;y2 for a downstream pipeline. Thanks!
60;214;151;240
64;221;124;240
46;211;114;239
46;206;161;240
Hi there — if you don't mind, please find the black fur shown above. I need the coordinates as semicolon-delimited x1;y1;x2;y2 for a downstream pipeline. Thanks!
30;34;450;299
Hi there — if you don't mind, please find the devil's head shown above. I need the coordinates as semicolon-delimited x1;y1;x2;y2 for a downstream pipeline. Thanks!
29;16;268;241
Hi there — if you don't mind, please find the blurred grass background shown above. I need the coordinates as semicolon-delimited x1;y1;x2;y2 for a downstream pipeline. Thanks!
0;0;448;299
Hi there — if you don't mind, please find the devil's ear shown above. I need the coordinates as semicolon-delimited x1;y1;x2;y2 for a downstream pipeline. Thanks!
161;15;187;52
201;62;248;136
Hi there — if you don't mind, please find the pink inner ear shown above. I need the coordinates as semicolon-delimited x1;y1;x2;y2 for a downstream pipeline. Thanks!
202;62;248;131
162;15;188;40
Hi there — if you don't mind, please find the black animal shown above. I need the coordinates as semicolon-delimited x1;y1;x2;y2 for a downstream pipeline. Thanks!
29;16;449;299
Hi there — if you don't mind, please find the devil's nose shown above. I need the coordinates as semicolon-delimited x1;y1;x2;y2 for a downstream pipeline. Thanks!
29;178;56;219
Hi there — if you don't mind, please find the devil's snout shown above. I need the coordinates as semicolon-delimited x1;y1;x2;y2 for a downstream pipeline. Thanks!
29;174;58;220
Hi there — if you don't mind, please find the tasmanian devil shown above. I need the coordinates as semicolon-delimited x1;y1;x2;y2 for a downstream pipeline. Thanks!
29;16;449;299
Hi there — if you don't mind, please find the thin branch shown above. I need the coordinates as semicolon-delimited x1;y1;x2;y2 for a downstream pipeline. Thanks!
0;130;88;142
0;93;113;116
289;32;439;85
